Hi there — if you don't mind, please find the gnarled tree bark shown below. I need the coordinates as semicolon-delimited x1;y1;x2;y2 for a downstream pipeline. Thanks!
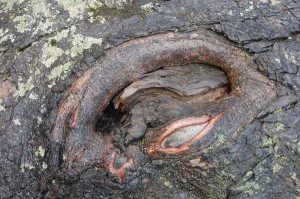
0;0;299;198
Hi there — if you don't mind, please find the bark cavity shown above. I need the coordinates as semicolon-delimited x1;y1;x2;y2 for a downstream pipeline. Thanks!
50;30;276;183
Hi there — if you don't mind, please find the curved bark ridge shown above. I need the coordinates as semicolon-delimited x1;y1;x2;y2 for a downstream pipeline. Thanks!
50;30;276;183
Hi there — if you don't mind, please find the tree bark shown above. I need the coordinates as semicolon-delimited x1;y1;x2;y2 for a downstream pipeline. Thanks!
0;0;299;198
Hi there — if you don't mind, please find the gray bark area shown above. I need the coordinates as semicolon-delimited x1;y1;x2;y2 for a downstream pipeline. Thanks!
0;0;300;198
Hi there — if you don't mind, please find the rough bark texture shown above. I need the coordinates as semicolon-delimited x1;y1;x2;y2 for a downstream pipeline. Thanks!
0;0;300;198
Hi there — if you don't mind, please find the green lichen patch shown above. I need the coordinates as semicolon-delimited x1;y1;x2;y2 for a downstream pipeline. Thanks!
38;146;45;157
90;3;149;19
20;162;35;172
70;35;103;57
42;27;103;80
262;136;277;147
57;0;103;20
164;180;173;189
53;29;70;41
56;0;86;20
2;0;25;12
41;28;71;69
42;162;48;170
270;0;281;5
240;51;247;57
284;50;298;65
0;99;4;112
245;5;254;12
0;29;15;46
13;119;21;126
272;163;282;173
202;146;214;153
37;117;42;125
275;122;285;131
47;62;72;80
13;15;36;33
42;43;64;68
29;92;38;100
237;181;260;195
30;0;47;15
11;0;54;34
141;2;154;12
272;107;282;114
291;173;300;193
217;134;225;144
13;77;34;98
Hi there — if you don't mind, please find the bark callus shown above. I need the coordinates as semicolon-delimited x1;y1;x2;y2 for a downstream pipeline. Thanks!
50;30;276;185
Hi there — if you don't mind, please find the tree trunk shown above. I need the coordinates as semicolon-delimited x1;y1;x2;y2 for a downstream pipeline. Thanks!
0;0;299;198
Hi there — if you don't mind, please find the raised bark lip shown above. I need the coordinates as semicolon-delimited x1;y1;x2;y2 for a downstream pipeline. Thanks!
147;113;223;155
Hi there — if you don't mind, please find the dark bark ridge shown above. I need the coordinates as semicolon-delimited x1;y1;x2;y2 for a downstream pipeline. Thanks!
50;30;276;187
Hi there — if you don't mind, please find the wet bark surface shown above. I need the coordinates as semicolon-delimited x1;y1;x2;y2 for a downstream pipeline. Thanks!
0;0;300;198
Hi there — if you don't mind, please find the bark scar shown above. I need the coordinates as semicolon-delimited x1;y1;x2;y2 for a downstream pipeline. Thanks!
109;151;133;182
148;113;223;155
